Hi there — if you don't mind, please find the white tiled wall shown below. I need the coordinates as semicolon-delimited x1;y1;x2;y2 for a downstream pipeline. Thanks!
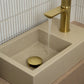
71;0;76;21
0;0;53;44
75;0;84;24
0;0;83;44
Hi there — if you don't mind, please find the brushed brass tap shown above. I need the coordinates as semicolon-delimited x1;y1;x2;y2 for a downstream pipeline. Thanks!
44;0;71;33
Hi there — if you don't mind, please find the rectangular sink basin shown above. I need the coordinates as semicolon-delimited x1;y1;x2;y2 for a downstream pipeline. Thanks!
0;28;71;84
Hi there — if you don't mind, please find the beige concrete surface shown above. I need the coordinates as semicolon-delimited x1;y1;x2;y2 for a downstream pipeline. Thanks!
0;59;84;84
0;78;10;84
53;60;84;84
0;19;84;84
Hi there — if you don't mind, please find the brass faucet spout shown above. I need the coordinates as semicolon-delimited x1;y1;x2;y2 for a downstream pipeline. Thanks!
44;6;66;18
44;0;71;33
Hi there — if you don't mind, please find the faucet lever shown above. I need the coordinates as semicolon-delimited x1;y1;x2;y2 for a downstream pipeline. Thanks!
44;6;66;18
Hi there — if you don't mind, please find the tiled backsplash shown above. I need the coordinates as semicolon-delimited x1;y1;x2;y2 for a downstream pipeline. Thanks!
75;0;84;24
0;0;83;44
0;0;53;44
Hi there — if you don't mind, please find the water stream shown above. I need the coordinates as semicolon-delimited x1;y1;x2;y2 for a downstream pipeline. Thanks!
47;18;52;55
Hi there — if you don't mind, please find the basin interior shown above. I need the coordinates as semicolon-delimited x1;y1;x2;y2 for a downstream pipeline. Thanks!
0;29;71;70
